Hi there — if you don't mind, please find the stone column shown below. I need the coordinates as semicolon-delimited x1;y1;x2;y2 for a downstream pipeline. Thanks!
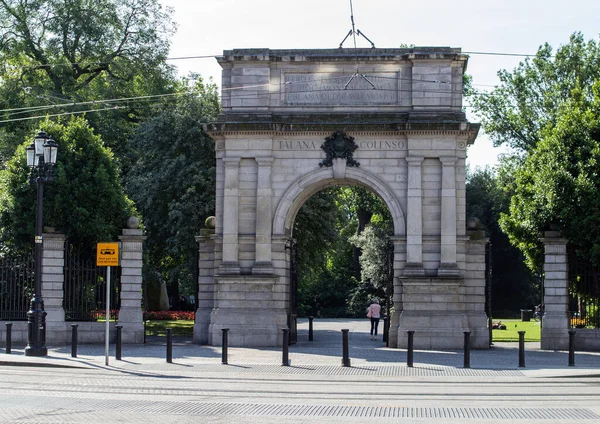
253;157;274;274
404;156;425;276
194;228;215;344
438;156;459;277
540;232;569;350
118;218;145;343
42;232;67;343
221;157;240;273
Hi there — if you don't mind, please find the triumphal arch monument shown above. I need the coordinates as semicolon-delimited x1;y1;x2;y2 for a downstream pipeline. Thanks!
196;47;487;349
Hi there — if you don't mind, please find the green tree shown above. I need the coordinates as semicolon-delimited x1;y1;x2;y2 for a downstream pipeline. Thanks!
500;84;600;268
470;32;600;153
0;116;134;250
0;0;177;163
126;77;219;308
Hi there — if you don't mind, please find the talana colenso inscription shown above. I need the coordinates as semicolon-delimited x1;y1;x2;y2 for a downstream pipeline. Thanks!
278;140;405;150
284;73;398;105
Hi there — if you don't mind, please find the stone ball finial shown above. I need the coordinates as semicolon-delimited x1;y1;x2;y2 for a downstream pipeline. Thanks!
467;217;481;230
127;216;140;229
205;216;216;229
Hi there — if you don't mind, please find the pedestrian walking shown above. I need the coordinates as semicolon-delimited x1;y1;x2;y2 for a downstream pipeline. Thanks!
366;298;381;340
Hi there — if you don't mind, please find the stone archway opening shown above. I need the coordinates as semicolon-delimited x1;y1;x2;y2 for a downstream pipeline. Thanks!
288;183;396;343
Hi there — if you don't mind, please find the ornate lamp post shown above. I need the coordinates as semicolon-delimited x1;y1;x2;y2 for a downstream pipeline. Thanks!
25;131;58;356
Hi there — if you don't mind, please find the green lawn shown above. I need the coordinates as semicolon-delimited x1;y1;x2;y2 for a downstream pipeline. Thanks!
145;319;194;337
492;319;541;342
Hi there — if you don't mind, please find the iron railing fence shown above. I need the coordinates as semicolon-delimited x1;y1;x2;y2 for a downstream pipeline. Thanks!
0;249;35;320
64;243;120;321
567;247;600;329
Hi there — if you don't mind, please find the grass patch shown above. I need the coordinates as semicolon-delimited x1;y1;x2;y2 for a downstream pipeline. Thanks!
492;319;541;342
145;319;194;337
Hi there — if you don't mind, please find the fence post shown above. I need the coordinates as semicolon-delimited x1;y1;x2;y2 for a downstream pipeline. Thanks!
518;331;526;367
5;323;12;354
308;316;313;341
166;328;172;363
71;324;78;358
463;331;471;368
341;329;351;367
383;316;389;343
282;328;290;366
568;329;576;367
221;328;229;365
407;330;415;367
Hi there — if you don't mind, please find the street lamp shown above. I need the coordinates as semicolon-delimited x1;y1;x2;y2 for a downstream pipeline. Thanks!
25;131;58;356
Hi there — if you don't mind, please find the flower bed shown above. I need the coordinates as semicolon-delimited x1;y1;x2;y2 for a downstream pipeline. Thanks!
143;311;195;320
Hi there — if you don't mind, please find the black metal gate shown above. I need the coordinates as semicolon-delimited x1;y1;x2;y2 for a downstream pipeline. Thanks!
567;247;600;329
64;244;120;321
286;239;298;344
0;249;35;320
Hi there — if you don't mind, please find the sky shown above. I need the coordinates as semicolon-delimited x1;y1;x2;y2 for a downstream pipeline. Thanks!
160;0;600;169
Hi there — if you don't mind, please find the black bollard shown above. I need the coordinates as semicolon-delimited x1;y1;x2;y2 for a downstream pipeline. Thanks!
383;316;389;344
341;329;351;367
5;323;12;354
143;320;147;344
407;330;415;367
115;325;122;361
166;328;172;363
71;324;78;358
308;316;314;342
221;328;229;365
282;328;290;366
463;331;471;368
568;329;576;367
518;331;526;367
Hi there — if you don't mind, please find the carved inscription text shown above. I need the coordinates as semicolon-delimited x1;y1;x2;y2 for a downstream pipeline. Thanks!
284;73;398;105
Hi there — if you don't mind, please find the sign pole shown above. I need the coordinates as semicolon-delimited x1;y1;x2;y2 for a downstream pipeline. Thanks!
105;266;110;366
96;241;119;367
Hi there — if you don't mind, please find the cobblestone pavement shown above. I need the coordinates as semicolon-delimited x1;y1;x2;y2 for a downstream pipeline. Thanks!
1;319;599;423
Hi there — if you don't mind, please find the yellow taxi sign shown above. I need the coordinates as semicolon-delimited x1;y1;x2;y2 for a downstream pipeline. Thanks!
96;242;120;267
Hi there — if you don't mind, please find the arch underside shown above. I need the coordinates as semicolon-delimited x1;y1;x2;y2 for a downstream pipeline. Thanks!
273;166;406;237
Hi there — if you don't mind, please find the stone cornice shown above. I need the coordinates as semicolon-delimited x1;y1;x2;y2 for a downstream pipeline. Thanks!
217;47;465;64
206;119;480;144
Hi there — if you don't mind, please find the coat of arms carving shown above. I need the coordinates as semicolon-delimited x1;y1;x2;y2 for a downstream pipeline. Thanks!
319;131;360;168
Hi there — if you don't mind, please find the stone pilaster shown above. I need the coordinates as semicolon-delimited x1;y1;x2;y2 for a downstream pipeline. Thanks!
42;232;67;343
220;157;240;273
540;232;569;350
194;229;215;344
253;157;274;274
404;156;425;276
438;156;459;277
118;225;145;343
464;234;490;348
388;236;406;347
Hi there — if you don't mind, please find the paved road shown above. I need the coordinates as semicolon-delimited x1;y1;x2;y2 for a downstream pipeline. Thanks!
1;318;599;423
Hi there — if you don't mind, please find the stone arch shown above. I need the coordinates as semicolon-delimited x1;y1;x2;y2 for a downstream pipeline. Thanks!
273;166;406;237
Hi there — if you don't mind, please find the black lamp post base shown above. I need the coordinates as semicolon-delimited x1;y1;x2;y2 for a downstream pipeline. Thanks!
25;346;48;356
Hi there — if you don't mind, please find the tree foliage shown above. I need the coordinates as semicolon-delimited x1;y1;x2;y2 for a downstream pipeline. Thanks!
500;84;600;267
471;32;600;153
0;116;134;250
126;77;219;305
0;0;177;163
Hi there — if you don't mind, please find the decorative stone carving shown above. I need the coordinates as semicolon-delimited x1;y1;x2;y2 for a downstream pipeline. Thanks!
319;131;360;168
